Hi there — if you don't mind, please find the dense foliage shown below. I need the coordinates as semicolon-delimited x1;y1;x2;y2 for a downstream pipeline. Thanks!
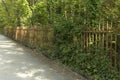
0;0;120;80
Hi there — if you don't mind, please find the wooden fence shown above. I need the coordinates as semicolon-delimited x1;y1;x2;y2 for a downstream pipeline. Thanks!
80;23;120;73
82;29;120;72
4;27;54;50
4;25;120;73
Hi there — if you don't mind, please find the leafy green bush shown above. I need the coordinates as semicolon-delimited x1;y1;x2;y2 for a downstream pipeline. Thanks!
49;42;120;80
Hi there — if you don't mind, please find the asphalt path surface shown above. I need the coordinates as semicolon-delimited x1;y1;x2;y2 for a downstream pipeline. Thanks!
0;34;85;80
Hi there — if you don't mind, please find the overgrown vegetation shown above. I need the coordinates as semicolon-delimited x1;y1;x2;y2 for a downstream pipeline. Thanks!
0;0;120;80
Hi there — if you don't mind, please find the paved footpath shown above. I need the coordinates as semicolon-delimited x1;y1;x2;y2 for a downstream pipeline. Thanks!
0;34;85;80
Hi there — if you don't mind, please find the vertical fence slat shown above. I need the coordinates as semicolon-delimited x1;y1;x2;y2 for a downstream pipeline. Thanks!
114;34;117;68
